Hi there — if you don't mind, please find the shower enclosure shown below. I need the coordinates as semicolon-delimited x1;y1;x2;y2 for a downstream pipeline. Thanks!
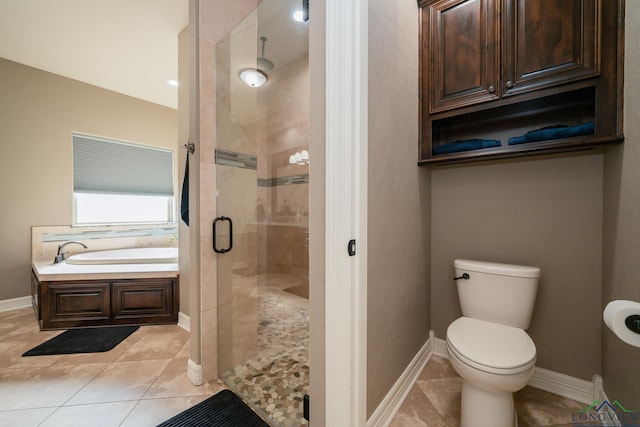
213;1;310;425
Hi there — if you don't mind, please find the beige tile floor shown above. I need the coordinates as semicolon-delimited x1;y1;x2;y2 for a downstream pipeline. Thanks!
0;307;226;427
390;355;586;427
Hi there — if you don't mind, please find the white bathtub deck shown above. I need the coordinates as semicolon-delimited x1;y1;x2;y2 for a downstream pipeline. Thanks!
32;260;178;281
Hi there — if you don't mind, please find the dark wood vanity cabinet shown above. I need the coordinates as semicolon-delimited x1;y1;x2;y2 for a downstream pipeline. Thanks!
32;272;179;330
419;0;623;164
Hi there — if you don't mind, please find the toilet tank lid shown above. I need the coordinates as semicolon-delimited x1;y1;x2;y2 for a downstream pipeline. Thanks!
454;259;541;278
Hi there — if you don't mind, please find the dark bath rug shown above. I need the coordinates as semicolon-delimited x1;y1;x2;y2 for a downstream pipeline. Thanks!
156;389;269;427
22;326;139;357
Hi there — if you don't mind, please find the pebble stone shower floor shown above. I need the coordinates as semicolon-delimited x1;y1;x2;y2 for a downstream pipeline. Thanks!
221;273;310;427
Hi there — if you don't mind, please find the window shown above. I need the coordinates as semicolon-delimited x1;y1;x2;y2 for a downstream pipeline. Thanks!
73;133;175;225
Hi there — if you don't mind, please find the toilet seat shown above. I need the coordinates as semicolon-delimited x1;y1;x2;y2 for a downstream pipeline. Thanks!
447;317;536;375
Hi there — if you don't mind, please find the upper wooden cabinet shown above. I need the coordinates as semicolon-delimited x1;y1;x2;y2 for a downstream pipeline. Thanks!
428;0;500;113
502;0;600;98
419;0;623;165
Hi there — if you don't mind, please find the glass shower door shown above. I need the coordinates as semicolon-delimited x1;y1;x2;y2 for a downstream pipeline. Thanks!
214;6;261;389
214;1;310;425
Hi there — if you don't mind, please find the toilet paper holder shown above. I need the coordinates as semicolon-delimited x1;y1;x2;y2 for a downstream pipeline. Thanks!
603;300;640;347
626;315;640;334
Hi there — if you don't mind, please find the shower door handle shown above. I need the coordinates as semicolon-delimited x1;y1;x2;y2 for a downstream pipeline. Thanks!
212;216;233;254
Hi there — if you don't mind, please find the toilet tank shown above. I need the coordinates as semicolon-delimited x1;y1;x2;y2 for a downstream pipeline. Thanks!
454;259;541;329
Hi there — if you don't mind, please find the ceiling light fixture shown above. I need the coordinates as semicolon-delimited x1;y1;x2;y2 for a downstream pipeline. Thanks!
239;36;274;88
291;9;305;23
239;68;267;88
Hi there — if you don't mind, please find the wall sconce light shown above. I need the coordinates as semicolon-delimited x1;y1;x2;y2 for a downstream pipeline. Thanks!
239;68;267;88
289;150;310;165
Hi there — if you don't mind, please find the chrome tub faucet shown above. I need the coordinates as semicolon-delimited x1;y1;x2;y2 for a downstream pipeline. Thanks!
54;241;88;264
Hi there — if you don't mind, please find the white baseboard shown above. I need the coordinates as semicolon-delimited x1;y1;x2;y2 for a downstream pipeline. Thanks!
0;296;32;312
433;334;448;358
367;332;433;427
187;359;203;386
178;312;190;332
528;366;594;404
592;378;621;427
593;374;606;403
433;337;595;404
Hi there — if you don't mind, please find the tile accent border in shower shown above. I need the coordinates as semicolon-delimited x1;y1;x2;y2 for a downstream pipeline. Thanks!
214;148;257;170
258;175;309;187
215;148;309;187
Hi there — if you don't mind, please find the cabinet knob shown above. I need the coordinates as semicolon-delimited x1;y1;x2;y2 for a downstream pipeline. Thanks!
488;85;496;94
506;80;514;89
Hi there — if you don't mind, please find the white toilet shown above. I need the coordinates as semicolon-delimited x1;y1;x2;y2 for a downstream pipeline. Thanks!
446;259;540;427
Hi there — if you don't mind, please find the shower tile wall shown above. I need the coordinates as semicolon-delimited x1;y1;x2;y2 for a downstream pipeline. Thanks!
258;54;310;283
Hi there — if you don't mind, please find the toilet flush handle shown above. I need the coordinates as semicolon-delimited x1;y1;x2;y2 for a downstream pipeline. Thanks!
453;273;470;281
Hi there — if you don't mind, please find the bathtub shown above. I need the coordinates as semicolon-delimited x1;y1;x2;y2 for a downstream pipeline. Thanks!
33;248;179;330
66;247;178;265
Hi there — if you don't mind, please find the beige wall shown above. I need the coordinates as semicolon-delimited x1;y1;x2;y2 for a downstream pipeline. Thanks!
367;0;431;416
602;2;640;406
0;58;178;302
431;154;603;380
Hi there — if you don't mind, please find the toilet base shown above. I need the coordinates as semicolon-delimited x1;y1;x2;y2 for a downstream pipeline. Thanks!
460;380;517;427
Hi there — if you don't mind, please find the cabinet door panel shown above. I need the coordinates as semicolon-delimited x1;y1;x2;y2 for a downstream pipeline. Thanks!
42;282;111;328
428;0;500;113
503;0;599;96
111;279;177;322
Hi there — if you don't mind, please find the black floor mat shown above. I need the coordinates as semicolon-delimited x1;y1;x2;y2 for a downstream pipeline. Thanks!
22;326;139;356
156;390;269;427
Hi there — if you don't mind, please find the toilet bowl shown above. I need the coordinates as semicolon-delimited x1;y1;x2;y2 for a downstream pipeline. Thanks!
447;317;536;427
447;259;540;427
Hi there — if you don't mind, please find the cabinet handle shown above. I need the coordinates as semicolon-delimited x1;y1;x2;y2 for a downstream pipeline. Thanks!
506;80;514;89
488;85;496;94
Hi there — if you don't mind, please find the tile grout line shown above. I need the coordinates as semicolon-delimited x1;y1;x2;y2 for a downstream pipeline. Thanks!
118;398;143;427
37;405;63;426
58;355;114;408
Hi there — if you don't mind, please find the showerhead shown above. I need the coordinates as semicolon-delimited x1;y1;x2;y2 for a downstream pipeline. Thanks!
257;56;274;73
257;36;275;72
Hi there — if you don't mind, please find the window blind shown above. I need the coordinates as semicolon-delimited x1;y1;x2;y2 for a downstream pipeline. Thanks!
73;133;174;196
